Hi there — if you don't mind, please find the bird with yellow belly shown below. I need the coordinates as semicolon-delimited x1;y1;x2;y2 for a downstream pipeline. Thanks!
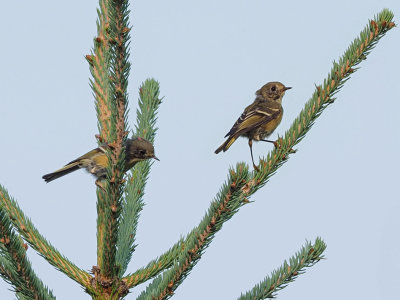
215;81;291;170
42;137;159;187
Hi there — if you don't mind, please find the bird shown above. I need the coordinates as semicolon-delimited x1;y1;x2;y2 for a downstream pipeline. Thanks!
42;137;159;185
215;81;291;170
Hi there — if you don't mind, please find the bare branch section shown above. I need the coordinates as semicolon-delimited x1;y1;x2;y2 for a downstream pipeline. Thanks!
135;9;395;299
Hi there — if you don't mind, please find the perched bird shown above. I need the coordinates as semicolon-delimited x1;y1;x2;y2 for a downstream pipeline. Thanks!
215;82;291;170
42;137;159;185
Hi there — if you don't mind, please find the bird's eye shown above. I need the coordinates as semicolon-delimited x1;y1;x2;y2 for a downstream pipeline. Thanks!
139;150;146;156
271;86;276;92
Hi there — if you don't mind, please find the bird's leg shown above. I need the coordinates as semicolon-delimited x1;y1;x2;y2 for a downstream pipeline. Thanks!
248;139;259;171
261;137;296;153
260;139;279;148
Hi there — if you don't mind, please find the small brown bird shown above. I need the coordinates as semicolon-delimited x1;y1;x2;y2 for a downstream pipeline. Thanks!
42;137;159;185
215;82;291;170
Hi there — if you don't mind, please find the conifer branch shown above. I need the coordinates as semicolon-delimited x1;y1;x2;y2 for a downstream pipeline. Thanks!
136;9;395;299
15;293;32;300
96;191;106;277
98;0;131;280
134;79;162;140
0;186;93;293
122;238;184;288
117;79;162;276
0;204;55;300
90;0;112;274
236;9;395;196
136;163;251;299
88;0;112;138
93;0;131;282
238;238;326;300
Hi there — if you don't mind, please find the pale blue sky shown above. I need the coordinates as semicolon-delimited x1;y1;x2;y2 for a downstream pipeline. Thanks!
1;1;399;299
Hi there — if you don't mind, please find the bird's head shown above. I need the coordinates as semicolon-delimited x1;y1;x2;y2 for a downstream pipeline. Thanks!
125;137;159;169
255;82;291;103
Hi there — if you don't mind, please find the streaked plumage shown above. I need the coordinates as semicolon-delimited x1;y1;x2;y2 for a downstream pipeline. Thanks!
215;82;291;170
42;137;158;183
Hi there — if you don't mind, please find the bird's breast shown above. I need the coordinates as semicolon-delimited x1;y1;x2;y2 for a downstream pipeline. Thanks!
84;153;109;178
263;112;283;133
253;111;283;140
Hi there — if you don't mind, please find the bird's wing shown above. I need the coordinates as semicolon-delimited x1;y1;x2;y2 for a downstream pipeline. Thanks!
42;145;109;183
66;146;107;166
224;103;282;138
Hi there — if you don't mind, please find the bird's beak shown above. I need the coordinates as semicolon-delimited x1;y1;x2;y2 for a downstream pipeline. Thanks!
153;155;160;161
284;86;292;91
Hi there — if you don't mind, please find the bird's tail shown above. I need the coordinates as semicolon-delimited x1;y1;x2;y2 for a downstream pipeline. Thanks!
42;162;81;183
214;136;237;154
